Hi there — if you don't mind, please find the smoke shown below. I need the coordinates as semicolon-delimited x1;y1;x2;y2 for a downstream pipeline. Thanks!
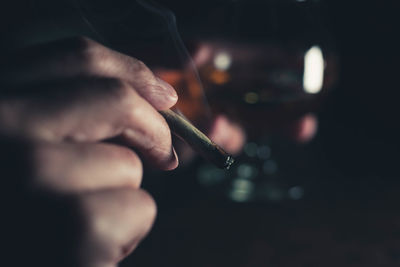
70;0;212;121
136;0;211;119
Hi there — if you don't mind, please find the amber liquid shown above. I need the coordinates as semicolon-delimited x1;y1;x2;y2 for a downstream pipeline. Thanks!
159;42;337;138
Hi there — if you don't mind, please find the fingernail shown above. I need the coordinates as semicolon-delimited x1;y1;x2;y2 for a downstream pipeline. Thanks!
148;86;177;111
172;146;178;162
170;146;179;170
164;146;179;171
155;77;178;101
147;78;178;110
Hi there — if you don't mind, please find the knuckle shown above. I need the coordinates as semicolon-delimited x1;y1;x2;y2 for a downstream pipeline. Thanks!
68;36;103;72
133;59;147;72
130;59;156;82
113;146;143;189
123;94;147;126
134;189;157;229
119;188;157;228
79;188;157;245
107;78;131;98
105;78;138;111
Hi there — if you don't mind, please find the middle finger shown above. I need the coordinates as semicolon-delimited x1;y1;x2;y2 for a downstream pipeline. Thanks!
0;78;178;170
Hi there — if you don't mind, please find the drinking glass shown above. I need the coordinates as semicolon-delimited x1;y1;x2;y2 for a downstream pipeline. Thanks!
177;0;338;202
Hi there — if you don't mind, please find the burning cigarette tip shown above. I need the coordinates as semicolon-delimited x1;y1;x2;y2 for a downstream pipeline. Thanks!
224;156;235;170
159;109;235;169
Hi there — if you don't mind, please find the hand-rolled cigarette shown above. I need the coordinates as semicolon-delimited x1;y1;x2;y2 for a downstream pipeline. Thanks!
159;110;234;169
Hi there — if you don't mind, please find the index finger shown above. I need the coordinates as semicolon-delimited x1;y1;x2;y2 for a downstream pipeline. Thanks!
0;36;178;111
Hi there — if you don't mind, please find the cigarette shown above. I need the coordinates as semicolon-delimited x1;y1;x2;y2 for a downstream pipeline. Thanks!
159;110;234;169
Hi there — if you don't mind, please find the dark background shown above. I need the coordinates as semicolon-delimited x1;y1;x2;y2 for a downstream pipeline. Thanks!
1;0;399;266
124;1;400;266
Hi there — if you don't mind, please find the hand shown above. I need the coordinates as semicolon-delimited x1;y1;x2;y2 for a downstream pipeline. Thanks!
0;36;178;266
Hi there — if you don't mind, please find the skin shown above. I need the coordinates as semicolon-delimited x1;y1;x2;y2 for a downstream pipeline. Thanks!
0;36;178;267
0;36;316;267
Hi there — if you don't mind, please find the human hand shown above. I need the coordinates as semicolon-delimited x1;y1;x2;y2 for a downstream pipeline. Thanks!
0;36;178;267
